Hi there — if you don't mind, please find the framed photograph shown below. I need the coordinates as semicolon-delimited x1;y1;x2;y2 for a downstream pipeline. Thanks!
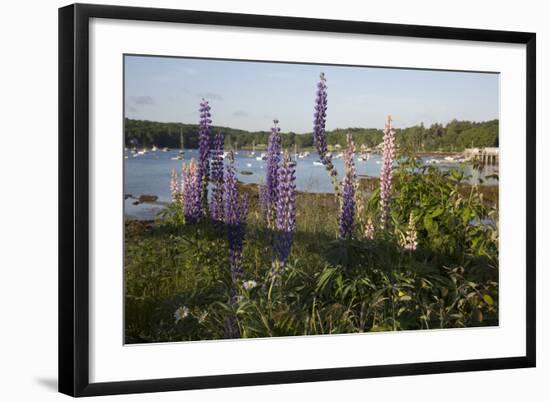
59;3;536;397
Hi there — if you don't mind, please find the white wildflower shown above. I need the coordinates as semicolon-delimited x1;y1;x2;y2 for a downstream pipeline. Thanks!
242;280;258;290
174;306;190;323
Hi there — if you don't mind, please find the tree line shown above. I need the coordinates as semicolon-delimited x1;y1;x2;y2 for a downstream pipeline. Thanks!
124;118;498;152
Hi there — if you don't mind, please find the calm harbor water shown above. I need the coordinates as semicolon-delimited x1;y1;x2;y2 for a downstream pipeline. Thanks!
124;149;498;219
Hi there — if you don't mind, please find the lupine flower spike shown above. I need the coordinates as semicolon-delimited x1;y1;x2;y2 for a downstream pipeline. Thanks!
197;99;212;214
261;119;282;229
274;151;297;269
339;132;356;239
223;152;249;283
222;152;249;339
210;132;225;222
170;168;179;203
379;115;396;228
399;212;418;251
364;217;375;240
181;159;201;224
313;73;340;199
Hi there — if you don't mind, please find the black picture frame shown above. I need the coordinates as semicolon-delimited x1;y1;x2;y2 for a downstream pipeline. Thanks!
59;3;536;397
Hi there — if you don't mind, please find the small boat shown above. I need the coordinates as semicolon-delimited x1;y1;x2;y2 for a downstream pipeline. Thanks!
162;147;169;152
313;161;324;166
256;152;267;161
151;145;158;152
246;163;252;167
249;141;256;157
358;153;370;162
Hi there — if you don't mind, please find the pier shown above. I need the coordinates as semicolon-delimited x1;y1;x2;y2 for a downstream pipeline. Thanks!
463;147;499;165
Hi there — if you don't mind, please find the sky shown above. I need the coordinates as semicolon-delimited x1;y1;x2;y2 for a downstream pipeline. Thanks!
124;55;499;133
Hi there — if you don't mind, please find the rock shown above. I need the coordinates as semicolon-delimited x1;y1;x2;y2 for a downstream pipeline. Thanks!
124;194;133;200
138;194;158;203
240;170;254;175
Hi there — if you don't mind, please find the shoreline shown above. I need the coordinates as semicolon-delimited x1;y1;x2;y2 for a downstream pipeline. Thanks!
125;178;498;221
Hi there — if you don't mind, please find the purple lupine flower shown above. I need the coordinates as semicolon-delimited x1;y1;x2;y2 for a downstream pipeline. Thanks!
313;73;340;198
339;132;356;239
170;168;179;203
379;115;396;228
197;99;212;214
261;119;282;228
223;152;249;283
210;132;225;222
182;159;201;224
274;151;297;267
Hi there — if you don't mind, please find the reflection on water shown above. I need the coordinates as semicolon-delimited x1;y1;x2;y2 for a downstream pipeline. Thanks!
124;149;498;219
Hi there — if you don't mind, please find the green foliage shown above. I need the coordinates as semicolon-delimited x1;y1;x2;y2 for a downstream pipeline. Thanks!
125;118;498;152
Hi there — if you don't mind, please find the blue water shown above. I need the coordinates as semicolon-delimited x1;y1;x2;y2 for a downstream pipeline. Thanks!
124;149;497;219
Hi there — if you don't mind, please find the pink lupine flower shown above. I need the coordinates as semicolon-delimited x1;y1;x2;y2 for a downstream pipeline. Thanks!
379;115;396;228
364;217;375;240
170;168;179;203
181;159;201;224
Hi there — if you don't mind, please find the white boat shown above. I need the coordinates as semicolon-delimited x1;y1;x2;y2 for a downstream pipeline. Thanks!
162;147;169;152
151;145;158;152
256;152;267;161
358;153;370;162
313;161;324;166
246;163;252;167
